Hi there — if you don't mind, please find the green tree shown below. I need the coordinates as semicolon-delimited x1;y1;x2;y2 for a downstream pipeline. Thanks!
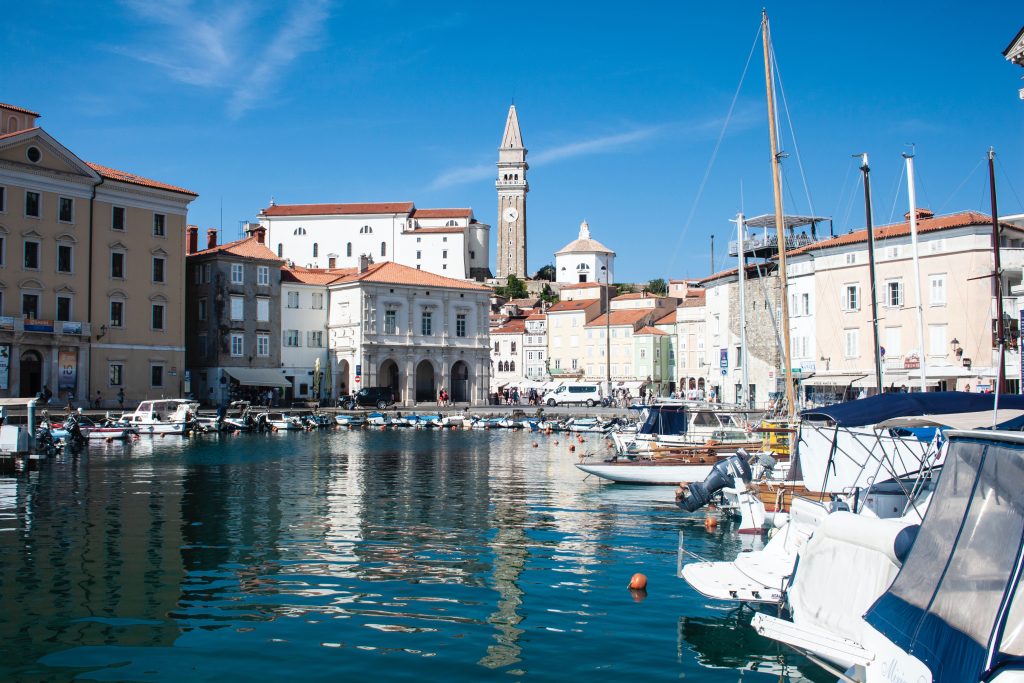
534;264;556;281
540;284;559;305
647;278;668;295
495;274;528;300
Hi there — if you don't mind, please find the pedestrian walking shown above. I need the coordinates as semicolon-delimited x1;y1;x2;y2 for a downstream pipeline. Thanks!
93;390;103;409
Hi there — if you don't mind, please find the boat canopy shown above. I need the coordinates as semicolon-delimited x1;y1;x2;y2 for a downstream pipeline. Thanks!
876;409;1024;431
637;405;688;436
801;391;1024;428
864;430;1024;682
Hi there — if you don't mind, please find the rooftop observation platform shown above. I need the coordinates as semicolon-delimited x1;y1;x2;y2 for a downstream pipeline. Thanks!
729;214;831;258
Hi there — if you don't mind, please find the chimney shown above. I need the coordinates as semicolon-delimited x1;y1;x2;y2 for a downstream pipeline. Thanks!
206;228;218;250
186;225;198;254
253;225;266;244
903;208;935;222
358;254;370;273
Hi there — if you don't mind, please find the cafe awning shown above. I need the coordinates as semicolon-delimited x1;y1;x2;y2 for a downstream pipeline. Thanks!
802;373;869;387
223;367;292;388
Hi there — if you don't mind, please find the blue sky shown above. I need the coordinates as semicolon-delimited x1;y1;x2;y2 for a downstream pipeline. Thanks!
3;1;1022;282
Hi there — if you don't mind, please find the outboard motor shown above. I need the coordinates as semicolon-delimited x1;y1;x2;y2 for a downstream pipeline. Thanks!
677;453;753;512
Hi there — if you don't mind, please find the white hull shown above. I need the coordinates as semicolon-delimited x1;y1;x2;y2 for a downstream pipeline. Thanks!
576;461;714;484
129;421;191;435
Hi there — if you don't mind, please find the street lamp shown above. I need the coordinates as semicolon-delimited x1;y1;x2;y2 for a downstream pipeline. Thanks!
601;264;611;401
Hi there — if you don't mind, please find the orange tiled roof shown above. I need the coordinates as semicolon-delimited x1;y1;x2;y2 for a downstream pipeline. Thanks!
190;235;284;261
336;261;490;291
559;282;607;290
526;313;546;320
547;298;600;312
0;102;40;117
586;309;653;327
698;262;775;284
413;208;471;218
613;291;662;300
0;126;40;142
681;291;707;308
409;226;464;234
281;266;356;285
635;326;668;335
86;162;198;196
788;210;1017;255
655;310;677;325
260;202;415;217
493;319;527;334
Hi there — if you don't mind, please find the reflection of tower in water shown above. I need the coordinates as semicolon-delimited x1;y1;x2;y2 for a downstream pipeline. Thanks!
478;446;529;669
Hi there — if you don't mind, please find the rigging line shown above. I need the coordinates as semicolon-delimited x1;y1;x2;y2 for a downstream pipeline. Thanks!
771;41;817;217
841;170;863;232
832;157;858;230
667;23;762;272
936;157;985;215
886;161;907;226
995;156;1024;213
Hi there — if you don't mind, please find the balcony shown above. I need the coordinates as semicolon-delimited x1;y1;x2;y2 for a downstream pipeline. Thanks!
0;316;91;337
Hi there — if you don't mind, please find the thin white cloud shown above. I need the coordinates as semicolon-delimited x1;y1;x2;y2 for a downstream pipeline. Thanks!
430;125;663;190
115;0;330;117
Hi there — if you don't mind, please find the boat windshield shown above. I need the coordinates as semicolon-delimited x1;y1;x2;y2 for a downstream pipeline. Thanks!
637;406;688;436
864;433;1024;682
718;414;737;427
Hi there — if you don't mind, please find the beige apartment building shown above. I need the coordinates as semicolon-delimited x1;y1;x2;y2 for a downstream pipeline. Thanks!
546;298;602;377
790;210;1024;399
0;103;196;402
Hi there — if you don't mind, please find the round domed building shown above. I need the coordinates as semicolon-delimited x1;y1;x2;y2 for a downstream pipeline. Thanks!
554;220;615;285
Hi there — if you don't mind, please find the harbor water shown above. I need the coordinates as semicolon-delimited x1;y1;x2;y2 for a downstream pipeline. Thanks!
0;429;827;681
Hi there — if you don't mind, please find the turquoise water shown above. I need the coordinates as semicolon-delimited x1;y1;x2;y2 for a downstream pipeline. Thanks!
0;429;825;681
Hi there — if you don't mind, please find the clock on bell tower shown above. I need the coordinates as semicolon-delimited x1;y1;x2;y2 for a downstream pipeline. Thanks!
496;104;528;279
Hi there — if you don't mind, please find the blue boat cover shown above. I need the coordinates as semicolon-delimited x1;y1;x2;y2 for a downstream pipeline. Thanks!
864;434;1024;682
800;391;1024;428
637;405;688;436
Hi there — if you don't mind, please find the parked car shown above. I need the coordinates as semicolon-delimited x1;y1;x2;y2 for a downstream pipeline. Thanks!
545;383;602;407
343;387;396;410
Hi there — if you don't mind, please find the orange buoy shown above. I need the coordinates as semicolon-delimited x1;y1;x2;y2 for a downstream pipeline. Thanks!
532;443;538;448
628;573;648;590
554;440;559;445
569;444;576;452
704;516;718;531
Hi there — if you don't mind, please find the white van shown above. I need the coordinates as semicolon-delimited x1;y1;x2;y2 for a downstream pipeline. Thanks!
545;383;602;407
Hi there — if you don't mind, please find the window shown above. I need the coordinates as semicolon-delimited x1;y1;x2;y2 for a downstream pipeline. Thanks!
843;284;859;311
885;326;902;356
256;333;270;357
58;197;73;223
153;214;166;237
109;299;124;327
571;359;577;370
230;295;243;320
57;244;72;273
384;310;397;334
886;246;899;259
25;191;40;217
470;250;475;259
313;243;318;258
230;263;243;284
198;298;207;321
421;311;433;336
456;313;466;337
312;293;323;309
510;360;516;372
928;324;947;356
198;334;208;358
307;330;323;347
494;341;500;353
845;253;856;265
287;291;299;308
203;264;211;283
284;329;301;347
381;242;386;257
151;303;165;330
640;348;646;359
346;242;352;257
929;274;947;306
442;250;448;259
0;235;5;266
151;365;164;387
360;225;373;234
24;241;39;269
844;328;859;358
886;280;903;308
511;341;517;353
230;333;244;357
56;295;71;322
22;293;39;318
0;186;5;212
256;297;270;322
257;265;270;286
328;257;337;268
277;243;283;257
416;250;422;260
112;206;125;231
801;292;810;316
110;252;125;278
152;256;165;283
109;364;123;387
293;227;306;236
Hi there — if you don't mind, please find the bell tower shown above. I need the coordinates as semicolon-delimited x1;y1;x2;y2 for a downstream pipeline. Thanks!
496;104;528;279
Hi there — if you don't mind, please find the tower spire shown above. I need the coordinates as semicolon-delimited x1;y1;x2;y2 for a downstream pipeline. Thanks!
501;104;524;149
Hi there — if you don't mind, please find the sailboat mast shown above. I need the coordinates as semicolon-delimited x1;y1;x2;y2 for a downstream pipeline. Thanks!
989;147;1006;395
762;11;795;418
858;154;884;393
904;153;928;393
736;212;750;407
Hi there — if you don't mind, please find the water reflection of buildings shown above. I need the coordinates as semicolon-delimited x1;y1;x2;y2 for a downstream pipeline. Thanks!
0;452;185;673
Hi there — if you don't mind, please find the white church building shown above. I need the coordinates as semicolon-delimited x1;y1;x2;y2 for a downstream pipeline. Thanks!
555;220;615;285
259;202;491;280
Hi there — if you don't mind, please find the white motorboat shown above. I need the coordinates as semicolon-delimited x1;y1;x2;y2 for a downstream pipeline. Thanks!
366;412;391;426
260;412;303;431
611;404;762;455
750;429;1024;682
118;399;199;435
335;414;366;427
